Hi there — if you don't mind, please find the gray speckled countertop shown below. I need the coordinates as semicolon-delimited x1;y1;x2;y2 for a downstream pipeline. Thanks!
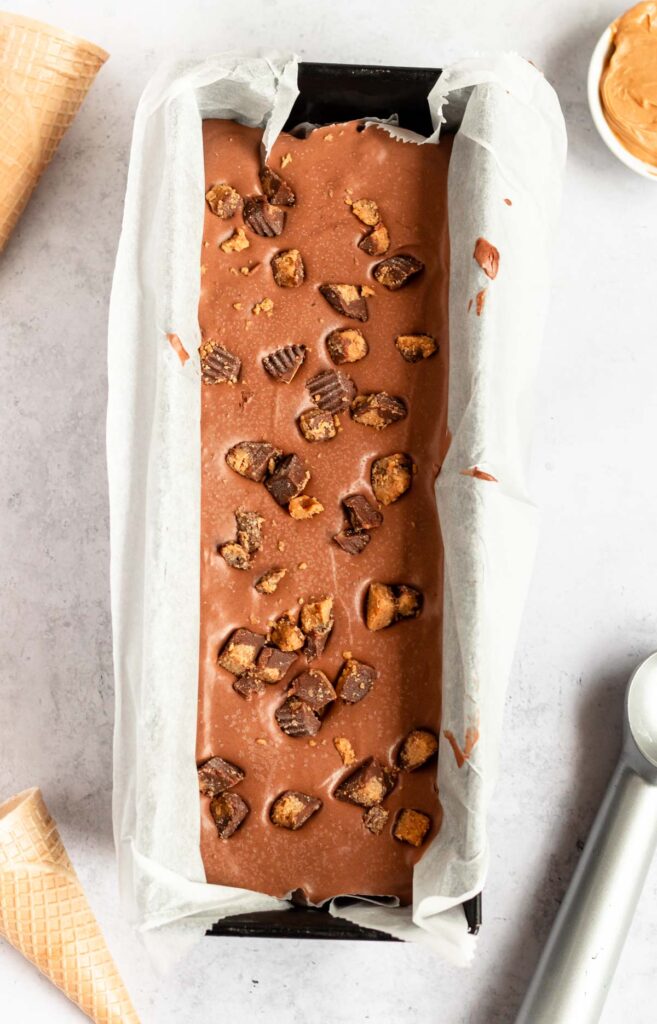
2;0;657;1021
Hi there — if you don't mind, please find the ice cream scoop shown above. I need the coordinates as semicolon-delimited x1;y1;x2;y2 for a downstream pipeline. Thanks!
516;652;657;1024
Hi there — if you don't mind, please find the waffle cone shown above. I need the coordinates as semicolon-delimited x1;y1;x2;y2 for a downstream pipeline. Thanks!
0;13;108;251
0;788;139;1023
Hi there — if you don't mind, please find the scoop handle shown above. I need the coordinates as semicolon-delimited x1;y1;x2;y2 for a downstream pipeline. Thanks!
515;761;657;1024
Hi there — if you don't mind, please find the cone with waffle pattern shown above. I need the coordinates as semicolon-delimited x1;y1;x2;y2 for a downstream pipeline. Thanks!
0;788;139;1022
0;13;108;251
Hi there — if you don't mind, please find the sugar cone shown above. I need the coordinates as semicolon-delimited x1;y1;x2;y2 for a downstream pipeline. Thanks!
0;13;108;251
0;788;139;1023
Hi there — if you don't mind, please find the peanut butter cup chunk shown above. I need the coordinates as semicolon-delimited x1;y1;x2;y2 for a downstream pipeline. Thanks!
256;644;297;682
233;670;266;700
218;628;266;675
218;541;251;570
270;614;305;653
318;283;369;321
351;393;407;430
266;455;306;500
370;453;414;506
255;567;287;594
210;792;249;839
235;508;264;554
301;596;334;660
336;658;376;704
265;453;311;507
270;791;322;830
365;582;397;631
373;253;424;290
351;198;380;226
398;729;439;772
263;344;306;383
243;195;285;237
275;696;321;737
334;758;389;808
393;808;431;848
288;669;336;712
307;369;357;413
395;334;438;363
226;441;281;483
396;584;423;620
220;228;250;253
298;408;337;442
326;328;368;365
365;582;423;629
201;344;241;384
206;182;241;218
334;736;357;767
271;248;305;288
260;166;296;206
359;222;390;256
289;495;324;520
343;494;382;531
363;805;389;835
198;755;245;797
333;529;371;555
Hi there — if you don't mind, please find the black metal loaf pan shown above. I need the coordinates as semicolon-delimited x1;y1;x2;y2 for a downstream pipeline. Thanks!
210;60;481;943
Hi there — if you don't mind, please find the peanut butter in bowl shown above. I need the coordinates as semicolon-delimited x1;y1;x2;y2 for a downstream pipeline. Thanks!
600;2;657;167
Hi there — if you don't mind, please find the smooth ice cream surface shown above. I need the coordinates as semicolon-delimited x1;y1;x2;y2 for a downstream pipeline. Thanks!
600;1;657;166
197;118;452;904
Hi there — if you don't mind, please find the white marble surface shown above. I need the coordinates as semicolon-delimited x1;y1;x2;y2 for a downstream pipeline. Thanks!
2;0;657;1020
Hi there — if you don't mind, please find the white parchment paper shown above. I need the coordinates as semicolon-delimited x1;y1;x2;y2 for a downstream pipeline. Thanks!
108;52;566;969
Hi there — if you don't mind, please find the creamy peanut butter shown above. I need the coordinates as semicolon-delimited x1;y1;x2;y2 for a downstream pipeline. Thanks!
600;2;657;166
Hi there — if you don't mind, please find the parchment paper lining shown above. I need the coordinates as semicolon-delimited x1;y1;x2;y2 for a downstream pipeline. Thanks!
108;52;566;969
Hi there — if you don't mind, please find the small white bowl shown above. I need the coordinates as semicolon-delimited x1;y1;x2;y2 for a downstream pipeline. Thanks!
587;21;657;179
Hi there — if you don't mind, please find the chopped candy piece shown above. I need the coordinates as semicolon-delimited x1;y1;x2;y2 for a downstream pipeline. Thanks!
218;628;266;675
201;344;241;383
307;369;356;413
270;791;322;830
256;645;297;682
270;614;305;653
226;441;281;483
363;805;389;835
255;567;287;594
271;248;305;288
334;758;389;808
333;529;371;555
373;254;424;290
359;222;390;256
351;392;407;430
210;792;249;839
197;756;244;796
395;334;438;363
298;407;337;442
393;808;431;847
319;283;368;321
275;696;321;737
370;453;414;506
206;182;241;218
263;344;306;382
260;166;296;206
264;453;310;506
336;659;376;704
287;669;336;712
398;729;439;771
326;328;368;364
343;494;382;531
243;195;285;236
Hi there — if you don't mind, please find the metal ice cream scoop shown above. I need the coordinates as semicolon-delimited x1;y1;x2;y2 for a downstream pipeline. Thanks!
516;652;657;1024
